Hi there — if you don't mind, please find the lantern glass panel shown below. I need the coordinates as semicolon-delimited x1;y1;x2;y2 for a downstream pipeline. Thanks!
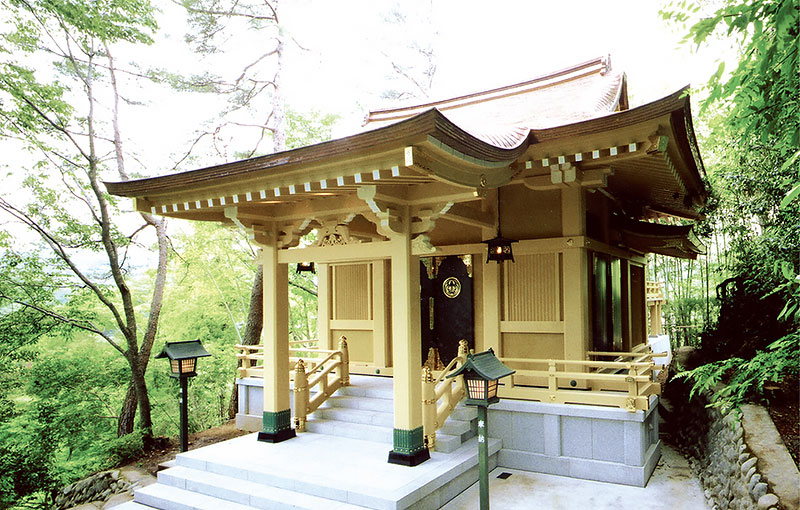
466;377;486;401
180;358;196;374
170;359;180;374
487;379;498;400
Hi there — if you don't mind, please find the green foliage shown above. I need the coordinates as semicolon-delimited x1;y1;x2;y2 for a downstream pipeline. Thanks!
663;0;800;410
103;431;144;465
662;0;799;149
0;403;60;508
8;0;157;45
677;333;799;409
285;109;339;150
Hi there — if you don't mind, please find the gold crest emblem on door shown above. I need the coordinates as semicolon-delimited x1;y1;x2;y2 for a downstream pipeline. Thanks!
442;276;461;299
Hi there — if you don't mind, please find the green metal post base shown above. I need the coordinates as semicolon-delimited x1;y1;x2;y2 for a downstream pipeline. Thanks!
387;426;430;466
258;410;295;443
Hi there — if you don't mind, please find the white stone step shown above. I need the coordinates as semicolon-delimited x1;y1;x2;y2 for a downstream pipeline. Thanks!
324;395;394;413
134;483;255;510
305;417;393;444
451;405;478;422
337;382;394;400
439;419;473;438
155;465;364;510
112;502;153;510
315;406;394;427
139;432;503;510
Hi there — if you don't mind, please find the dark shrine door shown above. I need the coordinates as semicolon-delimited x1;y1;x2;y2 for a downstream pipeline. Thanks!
420;256;474;366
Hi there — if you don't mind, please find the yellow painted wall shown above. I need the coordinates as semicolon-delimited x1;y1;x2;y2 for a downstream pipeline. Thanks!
332;329;374;363
502;333;564;359
499;186;561;240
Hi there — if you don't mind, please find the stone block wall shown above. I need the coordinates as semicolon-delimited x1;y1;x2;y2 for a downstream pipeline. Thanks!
671;391;784;510
489;397;661;487
54;470;132;509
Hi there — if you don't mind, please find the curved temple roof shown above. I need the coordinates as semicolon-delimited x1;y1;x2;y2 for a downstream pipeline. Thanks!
364;57;628;148
105;57;707;237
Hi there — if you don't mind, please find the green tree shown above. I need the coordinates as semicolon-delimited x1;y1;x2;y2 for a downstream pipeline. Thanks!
0;0;169;438
662;0;799;406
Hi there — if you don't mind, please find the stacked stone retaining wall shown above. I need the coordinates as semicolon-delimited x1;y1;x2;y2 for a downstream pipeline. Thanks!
671;390;785;510
54;470;132;510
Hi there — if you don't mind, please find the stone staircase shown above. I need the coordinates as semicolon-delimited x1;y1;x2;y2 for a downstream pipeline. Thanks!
117;375;499;510
306;376;478;453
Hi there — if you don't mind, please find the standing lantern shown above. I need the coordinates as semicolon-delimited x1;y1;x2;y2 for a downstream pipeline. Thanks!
156;340;211;452
447;348;514;510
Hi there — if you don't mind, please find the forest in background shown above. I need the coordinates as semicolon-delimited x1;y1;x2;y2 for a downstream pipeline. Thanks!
0;0;797;507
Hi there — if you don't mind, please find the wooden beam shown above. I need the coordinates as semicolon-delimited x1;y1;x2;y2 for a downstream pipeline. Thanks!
524;167;612;191
442;203;496;229
278;240;393;264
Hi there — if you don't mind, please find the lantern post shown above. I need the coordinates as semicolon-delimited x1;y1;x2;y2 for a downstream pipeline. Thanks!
447;348;515;510
156;340;211;452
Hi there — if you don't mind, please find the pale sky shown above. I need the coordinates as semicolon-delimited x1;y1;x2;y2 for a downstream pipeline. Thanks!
120;0;734;172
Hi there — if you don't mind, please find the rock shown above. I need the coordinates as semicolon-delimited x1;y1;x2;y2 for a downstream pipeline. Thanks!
740;457;757;474
757;494;779;510
110;470;120;481
738;453;750;464
746;466;757;481
748;473;761;491
751;482;768;501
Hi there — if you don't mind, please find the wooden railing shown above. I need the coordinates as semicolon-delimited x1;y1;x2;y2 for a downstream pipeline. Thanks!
293;336;350;431
421;340;469;450
234;336;350;431
646;281;665;302
498;350;666;412
235;339;326;379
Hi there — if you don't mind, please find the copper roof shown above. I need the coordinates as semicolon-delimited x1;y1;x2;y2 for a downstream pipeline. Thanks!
364;57;626;149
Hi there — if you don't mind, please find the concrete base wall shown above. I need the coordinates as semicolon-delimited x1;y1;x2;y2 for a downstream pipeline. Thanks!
490;396;661;487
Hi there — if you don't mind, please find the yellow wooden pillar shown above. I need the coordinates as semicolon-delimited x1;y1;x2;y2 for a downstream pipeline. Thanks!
482;261;502;354
561;186;590;360
257;235;294;443
387;206;428;466
317;263;332;350
372;260;390;369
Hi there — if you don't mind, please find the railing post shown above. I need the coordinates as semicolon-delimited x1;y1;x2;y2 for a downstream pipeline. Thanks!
455;339;468;397
293;359;308;432
422;366;436;451
337;336;350;386
625;362;637;412
548;360;557;402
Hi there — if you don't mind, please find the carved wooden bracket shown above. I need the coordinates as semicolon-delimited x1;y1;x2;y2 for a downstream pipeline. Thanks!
277;218;314;248
317;216;359;247
357;185;404;237
224;207;272;247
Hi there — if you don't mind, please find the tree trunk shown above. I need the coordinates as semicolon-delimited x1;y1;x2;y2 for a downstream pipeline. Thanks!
132;355;153;436
228;265;264;419
117;381;137;436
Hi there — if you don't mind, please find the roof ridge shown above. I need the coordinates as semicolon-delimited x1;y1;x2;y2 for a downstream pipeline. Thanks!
365;56;610;123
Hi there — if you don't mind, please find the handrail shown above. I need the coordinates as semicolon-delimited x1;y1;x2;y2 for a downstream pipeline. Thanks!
498;355;661;412
292;336;350;432
433;355;464;387
422;340;469;451
501;357;660;370
586;351;667;358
